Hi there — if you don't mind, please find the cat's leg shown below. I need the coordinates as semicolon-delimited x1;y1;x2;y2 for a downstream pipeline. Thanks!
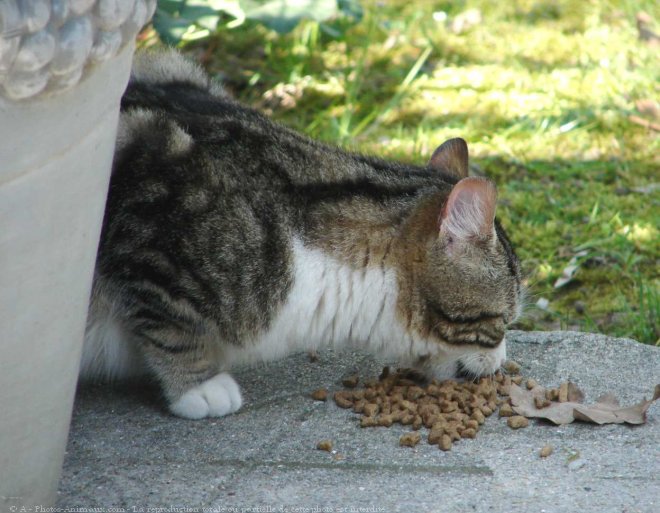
131;316;242;420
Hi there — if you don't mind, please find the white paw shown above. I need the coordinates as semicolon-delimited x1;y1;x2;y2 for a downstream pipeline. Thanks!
169;372;243;419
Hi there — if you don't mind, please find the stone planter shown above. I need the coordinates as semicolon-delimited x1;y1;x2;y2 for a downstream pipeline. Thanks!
0;0;155;508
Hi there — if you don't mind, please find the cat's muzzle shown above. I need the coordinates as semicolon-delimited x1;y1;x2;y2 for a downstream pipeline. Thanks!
417;335;507;381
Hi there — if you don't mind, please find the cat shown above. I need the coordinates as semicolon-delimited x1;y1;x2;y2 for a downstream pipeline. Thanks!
81;49;523;420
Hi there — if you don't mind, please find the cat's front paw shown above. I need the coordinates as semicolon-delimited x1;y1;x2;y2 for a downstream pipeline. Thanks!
169;372;243;419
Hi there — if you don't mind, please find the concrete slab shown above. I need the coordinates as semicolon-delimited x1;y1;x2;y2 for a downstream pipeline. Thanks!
58;331;660;513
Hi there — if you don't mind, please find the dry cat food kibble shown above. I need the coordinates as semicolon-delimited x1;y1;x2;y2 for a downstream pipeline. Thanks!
507;415;529;429
316;440;333;451
438;434;452;451
539;445;554;458
498;403;515;417
331;366;511;451
534;396;552;409
546;388;560;401
342;375;360;388
399;432;421;447
327;361;636;452
503;360;521;374
311;388;328;401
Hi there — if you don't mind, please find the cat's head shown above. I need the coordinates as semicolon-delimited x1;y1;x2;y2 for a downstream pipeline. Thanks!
398;139;523;379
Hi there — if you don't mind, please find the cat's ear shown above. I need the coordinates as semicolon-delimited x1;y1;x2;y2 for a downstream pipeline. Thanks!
439;177;497;242
428;138;469;180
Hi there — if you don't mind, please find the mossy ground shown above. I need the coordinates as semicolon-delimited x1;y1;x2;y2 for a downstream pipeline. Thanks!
141;0;659;344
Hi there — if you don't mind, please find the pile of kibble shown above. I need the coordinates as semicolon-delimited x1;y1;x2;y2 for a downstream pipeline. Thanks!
311;361;557;452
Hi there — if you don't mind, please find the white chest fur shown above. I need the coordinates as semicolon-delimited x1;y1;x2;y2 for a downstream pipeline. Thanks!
223;238;433;367
83;238;503;381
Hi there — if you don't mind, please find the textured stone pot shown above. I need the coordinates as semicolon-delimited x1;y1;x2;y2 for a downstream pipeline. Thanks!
0;0;154;508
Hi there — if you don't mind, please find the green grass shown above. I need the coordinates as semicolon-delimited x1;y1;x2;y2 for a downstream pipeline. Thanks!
143;0;659;344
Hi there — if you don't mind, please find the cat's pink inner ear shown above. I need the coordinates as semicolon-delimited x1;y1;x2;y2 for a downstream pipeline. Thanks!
428;138;469;179
439;177;497;241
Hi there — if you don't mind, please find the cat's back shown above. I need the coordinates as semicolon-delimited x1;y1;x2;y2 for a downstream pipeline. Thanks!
97;51;298;343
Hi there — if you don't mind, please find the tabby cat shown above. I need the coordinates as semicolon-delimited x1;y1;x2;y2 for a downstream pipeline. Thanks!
81;50;523;419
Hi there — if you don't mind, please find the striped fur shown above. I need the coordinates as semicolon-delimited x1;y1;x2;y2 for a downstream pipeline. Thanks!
83;50;523;419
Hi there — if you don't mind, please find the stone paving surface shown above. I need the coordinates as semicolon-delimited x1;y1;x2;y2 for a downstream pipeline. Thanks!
59;331;660;513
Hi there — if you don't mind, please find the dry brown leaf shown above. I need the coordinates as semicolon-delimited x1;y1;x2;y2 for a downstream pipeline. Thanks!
510;384;576;424
567;382;585;403
509;383;660;426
